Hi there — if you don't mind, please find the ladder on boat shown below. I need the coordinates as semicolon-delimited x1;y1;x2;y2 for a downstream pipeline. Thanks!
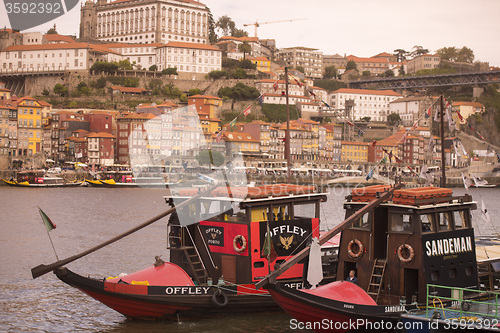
478;262;494;291
181;225;210;285
367;259;387;302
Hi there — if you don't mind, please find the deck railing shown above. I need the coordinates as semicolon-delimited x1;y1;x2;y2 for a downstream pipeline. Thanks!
426;284;499;321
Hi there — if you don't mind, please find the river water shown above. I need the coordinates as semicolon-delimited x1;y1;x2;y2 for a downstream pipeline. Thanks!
1;186;499;332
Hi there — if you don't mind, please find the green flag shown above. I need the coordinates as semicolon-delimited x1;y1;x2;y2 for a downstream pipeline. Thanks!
38;207;56;232
262;223;278;263
229;116;237;128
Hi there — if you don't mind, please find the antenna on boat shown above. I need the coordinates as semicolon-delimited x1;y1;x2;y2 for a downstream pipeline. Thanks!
440;95;446;188
285;67;291;183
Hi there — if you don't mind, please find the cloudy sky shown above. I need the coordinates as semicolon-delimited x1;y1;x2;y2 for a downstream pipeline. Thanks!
2;0;499;66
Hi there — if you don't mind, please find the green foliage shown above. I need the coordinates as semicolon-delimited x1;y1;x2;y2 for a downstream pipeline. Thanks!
387;113;401;125
188;88;202;96
233;28;248;38
362;71;371;77
398;66;405;76
41;89;50;96
222;58;241;69
207;9;218;44
68;100;78;108
261;104;300;123
361;116;371;122
381;69;395;77
162;67;178;75
148;65;158;71
123;78;139;87
117;59;134;70
231;68;247;79
216;15;236;36
197;150;225;166
208;70;228;80
218;82;260;101
162;84;182;99
46;27;57;34
415;67;457;76
91;61;119;74
180;94;188;103
437;46;475;63
148;79;163;95
346;60;357;71
296;66;305;73
238;41;252;60
324;65;337;79
393;49;409;62
90;77;107;89
77;82;92;96
313;79;347;92
53;83;67;97
240;59;256;69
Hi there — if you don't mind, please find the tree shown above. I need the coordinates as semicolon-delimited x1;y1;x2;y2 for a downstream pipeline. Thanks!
393;49;409;62
382;69;395;77
233;28;248;38
46;25;57;35
238;41;252;60
188;88;202;96
162;67;178;75
324;65;337;79
231;68;247;79
148;65;158;71
346;60;358;71
296;66;305;73
91;61;119;74
207;9;218;44
387;113;401;125
53;83;67;97
41;89;50;96
90;77;107;89
361;116;371;122
216;15;236;36
362;70;371;77
117;59;134;70
436;46;458;61
398;66;405;76
410;45;429;58
196;150;225;167
456;46;474;63
77;81;91;95
208;70;228;80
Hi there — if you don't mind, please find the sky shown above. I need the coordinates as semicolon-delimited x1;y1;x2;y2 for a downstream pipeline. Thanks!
1;0;499;66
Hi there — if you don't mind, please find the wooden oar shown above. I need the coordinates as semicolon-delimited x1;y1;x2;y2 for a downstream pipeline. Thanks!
31;182;220;279
255;183;403;290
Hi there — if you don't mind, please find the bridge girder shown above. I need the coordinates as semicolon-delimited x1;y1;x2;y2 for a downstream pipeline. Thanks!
349;70;500;90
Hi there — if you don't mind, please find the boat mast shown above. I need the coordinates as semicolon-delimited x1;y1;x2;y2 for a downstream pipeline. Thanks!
440;95;446;188
285;67;291;183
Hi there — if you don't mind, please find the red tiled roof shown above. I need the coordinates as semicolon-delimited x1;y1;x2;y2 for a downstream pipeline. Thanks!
43;34;76;43
160;42;221;51
111;86;147;93
188;94;222;100
87;132;116;138
332;88;401;96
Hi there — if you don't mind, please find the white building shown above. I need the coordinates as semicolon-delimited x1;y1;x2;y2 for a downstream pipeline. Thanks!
100;42;160;69
80;0;209;45
328;88;401;122
277;47;323;79
155;41;222;79
389;96;436;127
0;43;121;72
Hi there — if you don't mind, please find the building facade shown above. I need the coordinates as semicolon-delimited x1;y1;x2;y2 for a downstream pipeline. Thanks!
80;0;209;45
277;47;323;79
406;54;440;74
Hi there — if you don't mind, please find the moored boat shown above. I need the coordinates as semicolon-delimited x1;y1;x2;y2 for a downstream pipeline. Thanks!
258;184;500;331
50;183;332;319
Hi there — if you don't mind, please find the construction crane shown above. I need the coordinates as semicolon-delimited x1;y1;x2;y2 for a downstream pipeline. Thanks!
243;18;307;38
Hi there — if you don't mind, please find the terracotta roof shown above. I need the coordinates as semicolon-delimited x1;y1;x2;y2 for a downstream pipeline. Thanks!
38;100;52;107
341;141;370;145
222;132;258;142
188;94;222;100
0;88;11;92
453;101;484;108
43;34;76;43
160;42;221;51
120;112;157;120
87;132;116;138
111;86;147;93
218;36;259;43
332;88;401;96
99;42;162;49
347;55;389;63
4;42;119;55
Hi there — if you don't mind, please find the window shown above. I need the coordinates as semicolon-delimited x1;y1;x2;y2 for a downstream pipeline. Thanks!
421;214;435;232
390;214;412;232
438;212;452;231
453;210;468;229
351;211;371;230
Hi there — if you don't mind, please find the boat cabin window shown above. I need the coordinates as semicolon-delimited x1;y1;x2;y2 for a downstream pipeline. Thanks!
421;214;436;233
351;212;372;230
294;202;316;220
438;212;452;231
267;204;292;221
390;213;412;233
453;210;468;229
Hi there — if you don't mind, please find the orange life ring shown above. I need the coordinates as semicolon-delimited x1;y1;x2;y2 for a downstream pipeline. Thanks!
347;239;364;258
397;244;415;263
233;235;247;253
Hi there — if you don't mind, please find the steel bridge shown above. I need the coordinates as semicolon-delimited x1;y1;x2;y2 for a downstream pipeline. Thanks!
349;70;500;90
